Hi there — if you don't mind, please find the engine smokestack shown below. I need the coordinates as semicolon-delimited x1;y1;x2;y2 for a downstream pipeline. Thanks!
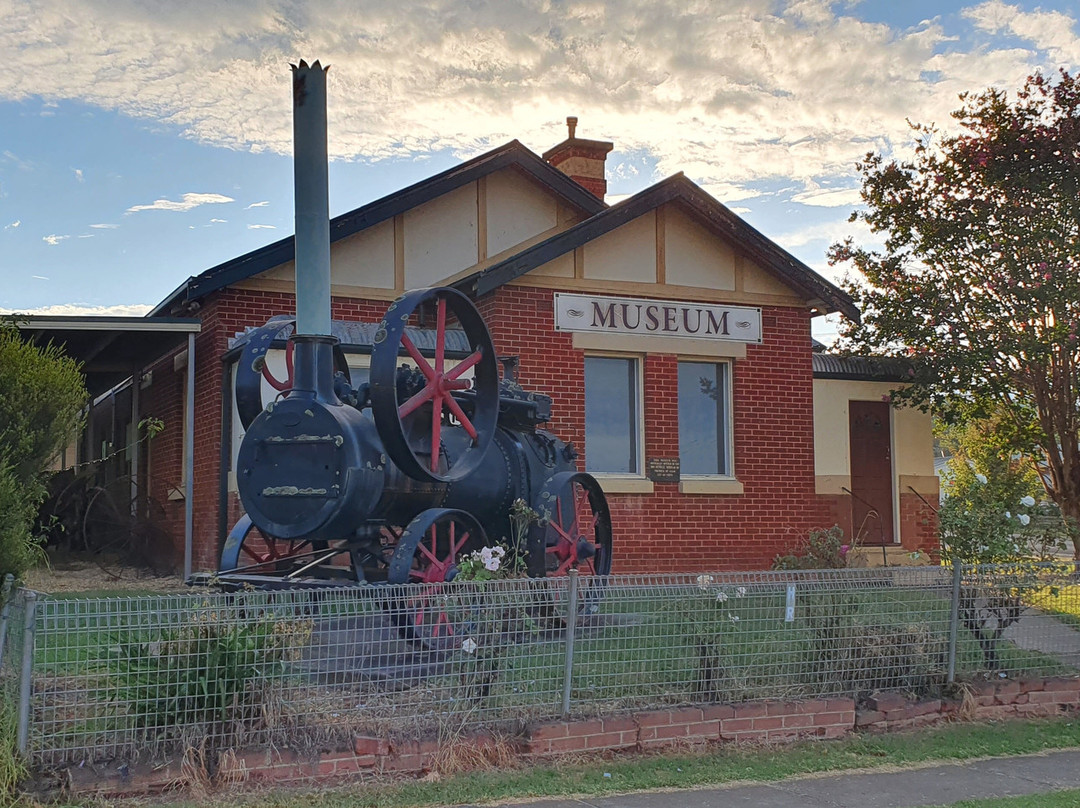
291;59;332;337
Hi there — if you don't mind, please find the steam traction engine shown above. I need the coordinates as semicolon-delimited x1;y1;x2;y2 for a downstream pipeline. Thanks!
217;61;611;641
219;286;613;637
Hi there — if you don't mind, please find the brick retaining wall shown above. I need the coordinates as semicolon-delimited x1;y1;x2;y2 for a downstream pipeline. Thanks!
59;677;1080;798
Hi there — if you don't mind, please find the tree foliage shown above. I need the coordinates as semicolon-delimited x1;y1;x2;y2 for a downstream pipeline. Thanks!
830;70;1080;555
0;321;86;576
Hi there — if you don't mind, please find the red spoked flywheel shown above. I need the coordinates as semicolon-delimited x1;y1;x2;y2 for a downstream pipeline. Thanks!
369;287;499;483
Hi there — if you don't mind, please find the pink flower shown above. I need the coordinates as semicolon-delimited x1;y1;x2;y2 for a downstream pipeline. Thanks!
840;545;850;556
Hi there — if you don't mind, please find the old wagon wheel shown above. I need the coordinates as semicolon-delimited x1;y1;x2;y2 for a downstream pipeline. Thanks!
369;287;498;483
387;508;487;647
234;318;351;430
529;472;613;614
218;514;358;583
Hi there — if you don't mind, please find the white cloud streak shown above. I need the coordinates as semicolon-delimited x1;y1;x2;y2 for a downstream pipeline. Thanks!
125;192;234;213
245;201;270;209
0;1;1075;205
42;234;68;245
248;224;276;229
89;223;118;229
0;303;154;317
4;220;18;229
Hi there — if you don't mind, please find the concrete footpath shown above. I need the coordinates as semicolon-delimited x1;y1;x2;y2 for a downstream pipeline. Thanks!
483;748;1080;807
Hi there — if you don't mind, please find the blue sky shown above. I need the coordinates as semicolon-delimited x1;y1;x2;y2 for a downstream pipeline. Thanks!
1;0;1078;342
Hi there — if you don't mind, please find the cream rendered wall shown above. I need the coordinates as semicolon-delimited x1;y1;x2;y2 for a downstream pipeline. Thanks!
583;211;656;284
812;379;934;479
404;183;479;288
486;169;559;257
531;252;575;278
743;260;803;298
665;210;736;290
258;218;396;290
333;219;395;288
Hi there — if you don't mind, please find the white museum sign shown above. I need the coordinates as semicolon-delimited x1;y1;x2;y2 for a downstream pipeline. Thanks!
553;293;762;343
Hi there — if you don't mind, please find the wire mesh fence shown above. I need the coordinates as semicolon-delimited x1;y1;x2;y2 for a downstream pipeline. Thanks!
6;562;1080;767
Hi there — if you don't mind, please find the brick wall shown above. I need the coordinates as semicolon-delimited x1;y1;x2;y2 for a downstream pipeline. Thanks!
482;284;832;571
148;281;863;573
60;678;1080;798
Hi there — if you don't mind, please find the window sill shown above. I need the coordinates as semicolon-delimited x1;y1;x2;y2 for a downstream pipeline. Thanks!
679;478;744;495
590;476;655;495
167;486;185;502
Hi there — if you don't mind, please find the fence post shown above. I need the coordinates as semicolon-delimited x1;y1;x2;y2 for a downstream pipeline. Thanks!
947;562;962;683
0;573;15;669
17;590;38;755
561;569;579;719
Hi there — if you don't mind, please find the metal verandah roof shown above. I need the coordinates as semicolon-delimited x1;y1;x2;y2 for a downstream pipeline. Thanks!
13;316;201;396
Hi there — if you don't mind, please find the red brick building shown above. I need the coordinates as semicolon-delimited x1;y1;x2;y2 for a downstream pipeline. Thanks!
134;125;937;574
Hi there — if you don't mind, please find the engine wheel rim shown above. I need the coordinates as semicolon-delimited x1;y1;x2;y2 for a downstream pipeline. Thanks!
530;472;613;613
369;287;498;483
218;514;356;581
387;508;488;647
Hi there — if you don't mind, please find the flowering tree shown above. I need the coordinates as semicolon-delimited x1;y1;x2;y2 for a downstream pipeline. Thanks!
830;70;1080;556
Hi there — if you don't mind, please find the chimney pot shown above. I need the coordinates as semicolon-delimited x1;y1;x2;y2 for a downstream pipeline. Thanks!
542;116;613;201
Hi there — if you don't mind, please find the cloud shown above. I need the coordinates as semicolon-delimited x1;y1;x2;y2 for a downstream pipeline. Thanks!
247;224;276;229
245;201;270;209
42;234;69;245
790;187;863;208
89;223;118;229
3;220;18;230
210;218;227;223
1;150;32;171
0;0;1074;197
126;192;234;213
965;2;1080;65
72;168;83;182
32;275;48;280
0;303;154;317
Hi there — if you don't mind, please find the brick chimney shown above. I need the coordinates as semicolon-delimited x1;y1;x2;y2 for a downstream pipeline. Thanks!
542;116;613;200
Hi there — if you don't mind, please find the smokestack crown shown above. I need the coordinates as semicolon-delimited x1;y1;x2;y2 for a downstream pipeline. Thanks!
542;116;613;200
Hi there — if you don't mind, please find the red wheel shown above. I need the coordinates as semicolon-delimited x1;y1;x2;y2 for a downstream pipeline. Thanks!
219;514;358;583
370;287;498;482
234;318;352;430
387;509;487;646
260;337;294;391
529;473;612;613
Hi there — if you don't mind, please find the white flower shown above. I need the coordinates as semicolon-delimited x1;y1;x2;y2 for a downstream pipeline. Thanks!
735;586;747;598
480;547;494;564
716;591;729;603
492;546;506;558
696;574;714;590
461;638;477;654
1020;496;1036;507
1005;511;1011;519
1018;514;1031;526
975;473;988;484
728;614;740;623
484;555;501;572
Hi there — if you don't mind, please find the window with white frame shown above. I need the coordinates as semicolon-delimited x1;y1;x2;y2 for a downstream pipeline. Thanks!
584;355;642;475
678;360;732;477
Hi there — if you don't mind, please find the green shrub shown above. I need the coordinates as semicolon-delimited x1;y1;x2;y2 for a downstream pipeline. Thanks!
107;612;312;749
0;320;86;578
773;525;850;570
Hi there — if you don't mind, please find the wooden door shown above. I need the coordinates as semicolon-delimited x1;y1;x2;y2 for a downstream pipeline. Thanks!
848;400;894;544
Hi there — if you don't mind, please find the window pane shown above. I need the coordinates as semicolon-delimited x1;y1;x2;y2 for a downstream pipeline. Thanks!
584;357;638;473
678;361;729;475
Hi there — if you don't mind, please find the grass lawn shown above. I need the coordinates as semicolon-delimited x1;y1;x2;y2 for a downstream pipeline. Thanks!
935;791;1080;807
70;716;1080;808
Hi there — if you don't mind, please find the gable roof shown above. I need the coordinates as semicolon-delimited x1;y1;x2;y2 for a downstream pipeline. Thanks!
456;173;859;322
149;140;607;316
